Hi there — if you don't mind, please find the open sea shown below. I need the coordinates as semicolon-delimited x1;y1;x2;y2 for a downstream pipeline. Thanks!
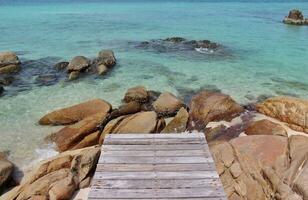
0;0;308;168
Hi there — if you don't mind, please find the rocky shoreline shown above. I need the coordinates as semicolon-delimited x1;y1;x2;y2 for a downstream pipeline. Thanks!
1;85;308;200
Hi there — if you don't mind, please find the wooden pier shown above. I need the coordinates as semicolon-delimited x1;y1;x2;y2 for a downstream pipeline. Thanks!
88;133;227;200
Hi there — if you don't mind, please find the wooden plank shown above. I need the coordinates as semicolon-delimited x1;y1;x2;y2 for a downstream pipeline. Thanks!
99;156;214;164
89;198;226;200
105;133;204;139
96;163;216;172
88;188;226;199
93;171;219;180
91;178;223;189
101;149;211;157
104;138;205;145
103;144;207;151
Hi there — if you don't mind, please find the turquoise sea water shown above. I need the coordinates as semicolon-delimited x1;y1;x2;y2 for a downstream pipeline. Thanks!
0;0;308;167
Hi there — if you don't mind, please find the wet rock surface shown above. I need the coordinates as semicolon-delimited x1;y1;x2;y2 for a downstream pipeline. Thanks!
283;9;308;25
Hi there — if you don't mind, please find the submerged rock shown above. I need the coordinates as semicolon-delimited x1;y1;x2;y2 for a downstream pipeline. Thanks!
0;52;21;74
188;91;244;131
283;9;308;25
39;98;112;125
54;61;69;71
257;96;308;133
0;85;4;96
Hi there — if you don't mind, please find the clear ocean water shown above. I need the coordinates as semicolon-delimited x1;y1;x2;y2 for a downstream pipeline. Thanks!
0;0;308;167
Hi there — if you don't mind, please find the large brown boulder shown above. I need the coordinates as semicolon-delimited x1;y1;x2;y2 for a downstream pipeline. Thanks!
188;91;244;131
0;153;14;191
210;134;308;200
257;96;308;133
245;119;287;136
102;111;158;135
153;92;185;116
67;56;91;72
0;52;21;74
39;99;111;125
51;112;108;152
1;146;100;200
123;86;149;103
161;107;189;133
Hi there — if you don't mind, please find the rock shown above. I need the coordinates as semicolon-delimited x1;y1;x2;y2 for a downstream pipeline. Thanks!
211;135;289;200
48;175;76;200
123;86;149;103
35;74;58;86
39;98;111;125
1;146;100;200
0;76;14;86
256;96;308;133
0;86;4;96
196;40;219;50
0;52;21;74
188;91;244;131
67;56;91;72
245;119;287;136
164;37;187;43
153;92;185;116
97;64;108;75
68;71;80;81
161;107;189;133
283;9;308;25
54;61;69;71
97;50;116;68
102;111;158;134
52;112;108;152
0;154;14;190
71;131;101;150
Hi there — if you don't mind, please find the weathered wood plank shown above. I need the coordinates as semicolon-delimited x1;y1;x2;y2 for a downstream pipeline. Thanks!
96;163;216;172
101;149;211;157
105;133;204;139
104;138;205;145
103;144;208;151
91;178;223;189
88;188;226;199
88;133;226;200
98;156;214;164
93;171;219;180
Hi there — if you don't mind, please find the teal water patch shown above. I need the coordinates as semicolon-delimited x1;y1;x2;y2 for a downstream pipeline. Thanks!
0;1;308;167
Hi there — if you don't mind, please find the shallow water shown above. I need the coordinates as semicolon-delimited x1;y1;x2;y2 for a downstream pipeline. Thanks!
0;0;308;167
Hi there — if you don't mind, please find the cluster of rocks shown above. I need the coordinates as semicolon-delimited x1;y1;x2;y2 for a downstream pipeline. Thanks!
283;9;308;25
1;146;100;200
2;86;308;200
0;50;116;97
61;50;116;81
136;37;221;54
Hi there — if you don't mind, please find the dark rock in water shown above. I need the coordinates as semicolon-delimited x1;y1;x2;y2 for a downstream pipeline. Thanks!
54;62;69;71
68;71;80;81
35;74;58;86
0;85;4;95
164;37;187;43
135;37;222;55
0;76;14;86
283;9;308;25
176;85;221;104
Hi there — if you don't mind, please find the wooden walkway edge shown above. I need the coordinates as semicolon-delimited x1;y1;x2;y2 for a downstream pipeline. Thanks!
88;133;227;200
